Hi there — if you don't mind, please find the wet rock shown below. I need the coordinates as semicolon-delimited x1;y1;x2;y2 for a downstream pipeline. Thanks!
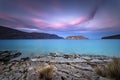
63;54;73;59
74;54;80;58
49;52;61;57
99;77;110;80
21;57;30;61
63;54;80;59
61;76;67;80
0;51;21;62
82;56;92;61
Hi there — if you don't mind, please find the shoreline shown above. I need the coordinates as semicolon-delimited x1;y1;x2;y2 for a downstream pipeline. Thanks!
0;51;114;80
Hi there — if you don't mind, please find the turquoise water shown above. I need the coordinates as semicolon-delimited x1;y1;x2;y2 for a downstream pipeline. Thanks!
0;40;120;57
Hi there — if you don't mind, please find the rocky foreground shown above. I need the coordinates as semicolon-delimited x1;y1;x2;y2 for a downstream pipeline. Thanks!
0;51;112;80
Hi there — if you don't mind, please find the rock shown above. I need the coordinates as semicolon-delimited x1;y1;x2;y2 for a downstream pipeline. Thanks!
0;51;21;62
74;54;80;58
63;54;73;59
61;76;67;80
82;56;92;61
99;77;110;80
63;54;80;59
14;73;22;79
49;53;61;57
21;57;30;61
12;52;21;58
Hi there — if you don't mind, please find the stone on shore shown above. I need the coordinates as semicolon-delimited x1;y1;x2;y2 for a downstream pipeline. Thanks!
49;52;61;57
0;51;21;62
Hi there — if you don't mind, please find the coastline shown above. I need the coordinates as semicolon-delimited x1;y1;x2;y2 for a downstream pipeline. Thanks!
0;51;114;80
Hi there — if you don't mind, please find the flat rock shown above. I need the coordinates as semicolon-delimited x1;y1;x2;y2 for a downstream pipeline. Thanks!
0;55;111;80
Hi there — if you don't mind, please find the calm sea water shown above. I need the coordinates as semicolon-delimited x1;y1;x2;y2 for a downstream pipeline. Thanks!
0;40;120;57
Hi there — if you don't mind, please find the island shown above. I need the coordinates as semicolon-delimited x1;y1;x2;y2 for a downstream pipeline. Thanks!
102;34;120;39
0;26;63;39
66;36;88;40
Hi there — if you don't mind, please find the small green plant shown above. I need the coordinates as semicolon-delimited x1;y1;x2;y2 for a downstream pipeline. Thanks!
37;63;57;80
95;58;120;80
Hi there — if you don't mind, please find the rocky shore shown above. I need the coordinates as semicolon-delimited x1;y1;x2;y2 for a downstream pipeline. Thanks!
0;51;112;80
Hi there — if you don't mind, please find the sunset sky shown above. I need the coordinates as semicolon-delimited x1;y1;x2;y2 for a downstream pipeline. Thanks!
0;0;120;39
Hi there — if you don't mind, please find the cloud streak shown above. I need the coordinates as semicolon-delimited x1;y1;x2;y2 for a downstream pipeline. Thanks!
0;0;120;35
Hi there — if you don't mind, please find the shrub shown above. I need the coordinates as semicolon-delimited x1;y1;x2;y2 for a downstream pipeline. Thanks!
37;63;57;80
106;58;120;80
95;65;107;77
95;58;120;80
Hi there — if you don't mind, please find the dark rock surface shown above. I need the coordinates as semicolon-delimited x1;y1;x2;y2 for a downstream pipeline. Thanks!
0;26;63;39
0;51;21;62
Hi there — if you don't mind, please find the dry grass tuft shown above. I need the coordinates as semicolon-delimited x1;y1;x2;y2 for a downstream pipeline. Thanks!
0;67;3;75
95;57;120;80
95;65;107;77
106;58;120;80
37;63;57;80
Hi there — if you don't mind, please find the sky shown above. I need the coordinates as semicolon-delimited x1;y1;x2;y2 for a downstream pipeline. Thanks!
0;0;120;39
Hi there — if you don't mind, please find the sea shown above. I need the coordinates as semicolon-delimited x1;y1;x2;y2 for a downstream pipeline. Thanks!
0;40;120;57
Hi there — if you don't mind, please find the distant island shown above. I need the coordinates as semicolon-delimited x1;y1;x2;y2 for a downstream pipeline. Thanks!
66;36;88;40
102;34;120;39
0;26;63;39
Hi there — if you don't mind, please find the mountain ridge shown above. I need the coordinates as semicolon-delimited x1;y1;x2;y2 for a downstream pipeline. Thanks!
102;34;120;39
0;26;63;39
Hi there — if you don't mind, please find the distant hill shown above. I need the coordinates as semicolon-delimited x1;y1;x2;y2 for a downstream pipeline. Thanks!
0;26;63;39
66;36;88;40
102;34;120;39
